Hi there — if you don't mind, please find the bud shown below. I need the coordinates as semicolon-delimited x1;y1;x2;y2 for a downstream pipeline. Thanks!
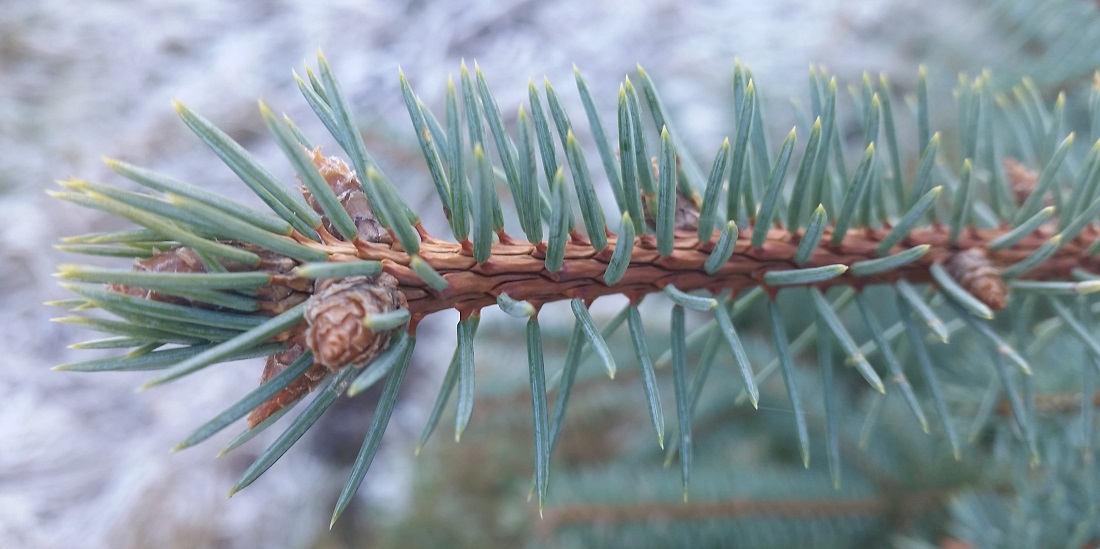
1003;157;1039;206
305;273;406;371
304;148;391;243
108;246;204;304
247;340;329;427
944;249;1008;311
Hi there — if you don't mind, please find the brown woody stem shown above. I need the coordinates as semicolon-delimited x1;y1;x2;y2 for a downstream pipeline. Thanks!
298;222;1100;321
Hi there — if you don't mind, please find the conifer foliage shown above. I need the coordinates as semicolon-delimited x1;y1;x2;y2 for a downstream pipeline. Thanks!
51;48;1099;540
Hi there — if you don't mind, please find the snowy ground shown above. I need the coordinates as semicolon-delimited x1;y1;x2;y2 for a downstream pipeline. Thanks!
0;0;1030;547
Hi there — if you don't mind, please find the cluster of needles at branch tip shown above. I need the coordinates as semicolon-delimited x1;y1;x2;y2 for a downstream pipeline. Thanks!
50;50;1100;524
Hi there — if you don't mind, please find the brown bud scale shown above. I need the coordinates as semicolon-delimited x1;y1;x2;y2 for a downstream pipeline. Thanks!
303;147;391;244
943;249;1009;310
304;273;406;371
108;247;205;305
110;243;312;315
1003;157;1040;207
247;340;331;427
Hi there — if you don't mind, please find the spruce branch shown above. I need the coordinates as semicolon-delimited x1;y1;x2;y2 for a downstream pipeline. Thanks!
50;51;1100;529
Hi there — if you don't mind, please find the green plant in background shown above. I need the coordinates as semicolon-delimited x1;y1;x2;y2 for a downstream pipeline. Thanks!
49;4;1100;545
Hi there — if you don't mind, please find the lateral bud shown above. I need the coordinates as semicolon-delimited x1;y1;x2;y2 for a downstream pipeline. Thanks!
303;147;391;243
944;249;1009;311
305;274;407;371
248;274;407;426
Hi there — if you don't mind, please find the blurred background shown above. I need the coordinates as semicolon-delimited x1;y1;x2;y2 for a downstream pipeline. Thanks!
3;0;1097;547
